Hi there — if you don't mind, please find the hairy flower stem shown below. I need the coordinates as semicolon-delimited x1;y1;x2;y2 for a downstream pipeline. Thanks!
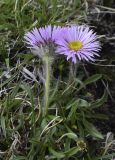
68;61;80;86
43;55;52;116
69;62;74;80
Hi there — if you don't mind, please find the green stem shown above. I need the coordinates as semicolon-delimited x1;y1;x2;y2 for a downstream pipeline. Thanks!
68;61;80;83
43;56;52;116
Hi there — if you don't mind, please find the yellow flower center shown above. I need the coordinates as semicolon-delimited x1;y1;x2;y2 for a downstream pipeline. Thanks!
69;41;83;51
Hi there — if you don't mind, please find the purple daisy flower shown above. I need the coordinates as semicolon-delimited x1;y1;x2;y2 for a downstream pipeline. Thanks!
55;25;101;63
24;25;62;48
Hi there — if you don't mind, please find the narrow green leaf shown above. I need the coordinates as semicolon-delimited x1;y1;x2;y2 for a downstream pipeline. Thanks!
5;58;10;68
21;83;35;134
96;153;115;160
21;83;34;107
83;119;103;139
77;121;85;138
78;74;102;91
84;74;102;86
50;79;59;102
57;133;78;142
10;83;20;99
12;156;27;160
64;147;79;157
1;116;6;137
49;148;65;158
1;72;18;88
91;90;108;109
77;99;90;108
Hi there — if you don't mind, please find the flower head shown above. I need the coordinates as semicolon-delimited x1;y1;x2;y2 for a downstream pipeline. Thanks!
24;25;62;48
55;25;101;63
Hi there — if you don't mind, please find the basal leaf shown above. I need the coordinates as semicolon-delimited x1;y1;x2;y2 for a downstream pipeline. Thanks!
83;119;103;139
84;74;102;86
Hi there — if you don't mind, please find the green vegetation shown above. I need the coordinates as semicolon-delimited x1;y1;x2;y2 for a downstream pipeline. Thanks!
0;0;115;159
